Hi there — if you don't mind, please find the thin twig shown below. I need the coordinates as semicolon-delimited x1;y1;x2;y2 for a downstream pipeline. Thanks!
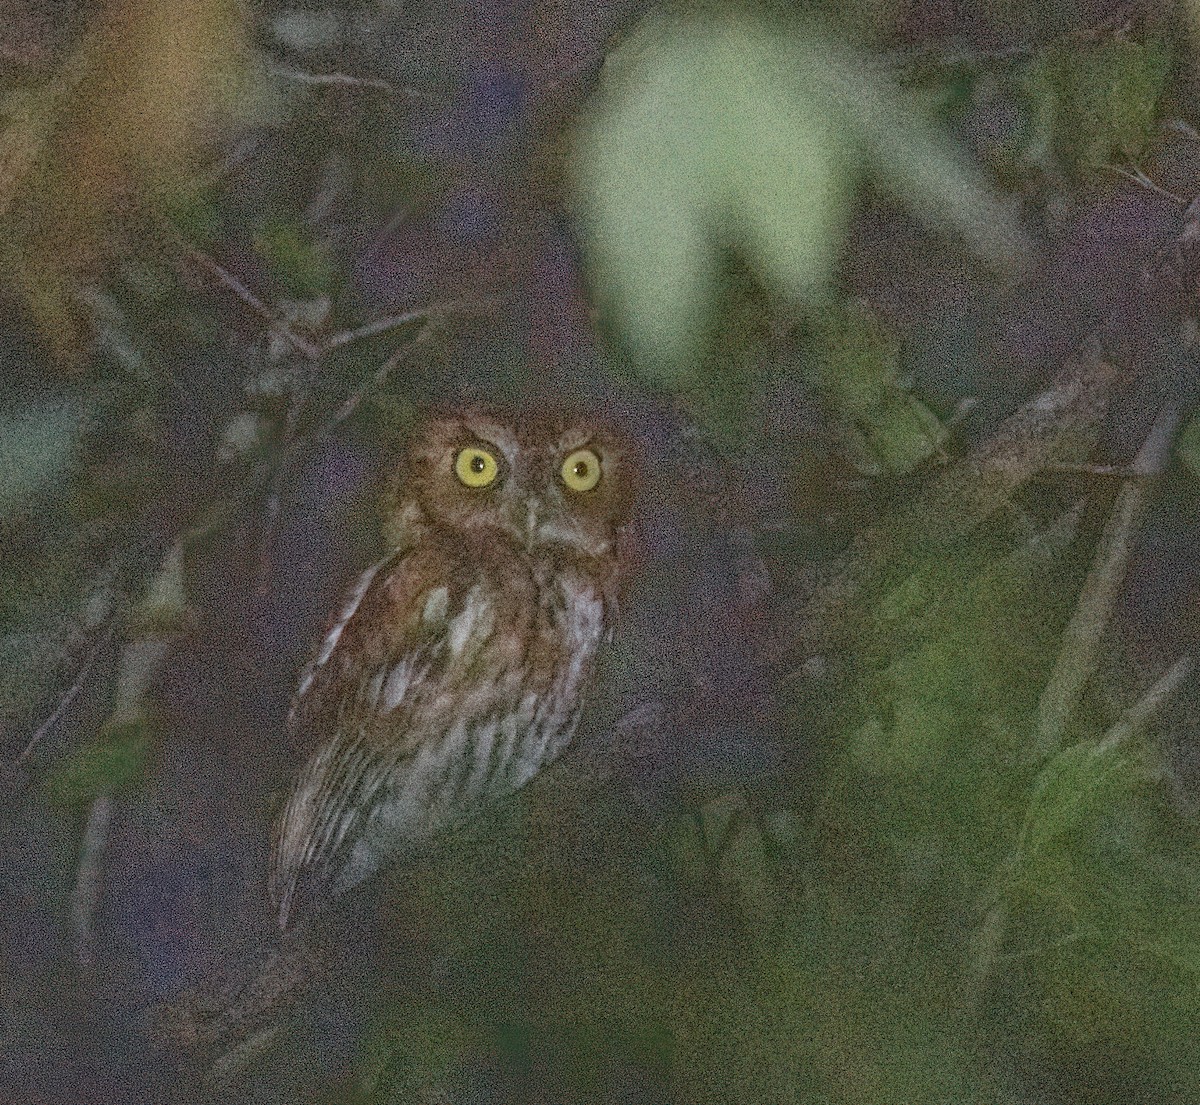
943;395;978;430
257;303;471;572
322;296;503;353
322;315;440;434
1036;403;1183;755
17;623;115;765
1042;461;1137;477
180;248;322;362
1097;654;1195;757
965;896;1009;1008
878;1;1139;71
258;350;324;585
269;65;430;102
208;1022;290;1084
1103;163;1184;205
1167;117;1200;144
964;656;1192;1005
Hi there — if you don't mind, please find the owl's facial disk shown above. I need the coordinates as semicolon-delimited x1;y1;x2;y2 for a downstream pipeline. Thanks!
407;411;634;558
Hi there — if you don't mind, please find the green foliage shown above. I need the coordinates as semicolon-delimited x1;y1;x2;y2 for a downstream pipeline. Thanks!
666;795;783;934
1176;408;1200;481
575;9;1026;375
328;370;1200;1104
43;717;154;806
162;183;224;249
359;1000;472;1104
799;492;1200;1099
0;399;87;516
808;302;948;475
671;954;814;1105
980;726;1200;1098
1023;38;1172;174
253;215;335;297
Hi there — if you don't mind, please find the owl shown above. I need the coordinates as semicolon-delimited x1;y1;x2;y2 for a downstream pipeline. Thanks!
269;408;636;929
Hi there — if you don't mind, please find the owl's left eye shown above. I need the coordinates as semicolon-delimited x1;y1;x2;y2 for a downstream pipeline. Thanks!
561;448;602;492
455;446;499;488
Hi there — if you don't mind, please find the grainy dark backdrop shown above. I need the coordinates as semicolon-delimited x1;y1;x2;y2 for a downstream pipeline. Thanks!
5;1;1200;1102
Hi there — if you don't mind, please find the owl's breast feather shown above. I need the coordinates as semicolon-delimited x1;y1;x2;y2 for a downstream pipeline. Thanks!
272;545;613;925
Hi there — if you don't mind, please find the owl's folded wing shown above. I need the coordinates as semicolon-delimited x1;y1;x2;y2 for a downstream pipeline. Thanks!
270;544;451;928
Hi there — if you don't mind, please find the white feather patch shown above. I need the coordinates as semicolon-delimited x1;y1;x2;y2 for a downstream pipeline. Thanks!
382;660;415;712
422;586;449;624
445;586;495;657
296;560;384;699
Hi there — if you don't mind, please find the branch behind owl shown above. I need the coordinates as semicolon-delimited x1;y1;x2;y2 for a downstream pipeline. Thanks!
147;372;1126;1089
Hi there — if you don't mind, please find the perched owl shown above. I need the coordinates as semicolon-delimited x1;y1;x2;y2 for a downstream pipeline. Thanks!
270;408;636;929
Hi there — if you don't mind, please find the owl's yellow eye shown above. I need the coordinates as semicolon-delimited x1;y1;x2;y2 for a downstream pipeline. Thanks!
560;448;602;492
454;446;499;488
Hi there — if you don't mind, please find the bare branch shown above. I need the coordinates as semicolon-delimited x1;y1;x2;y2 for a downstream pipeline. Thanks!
1036;403;1183;754
1097;654;1195;757
269;65;431;102
178;246;323;362
1102;163;1184;205
16;623;114;765
321;295;507;353
790;342;1121;667
72;795;114;968
322;315;440;433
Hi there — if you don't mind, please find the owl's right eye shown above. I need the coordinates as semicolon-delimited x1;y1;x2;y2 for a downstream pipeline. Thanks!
454;446;499;488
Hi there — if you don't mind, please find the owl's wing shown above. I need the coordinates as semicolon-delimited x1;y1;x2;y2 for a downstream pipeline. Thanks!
270;542;455;927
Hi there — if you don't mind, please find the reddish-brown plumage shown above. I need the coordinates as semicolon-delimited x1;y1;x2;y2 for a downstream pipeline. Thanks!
270;410;636;928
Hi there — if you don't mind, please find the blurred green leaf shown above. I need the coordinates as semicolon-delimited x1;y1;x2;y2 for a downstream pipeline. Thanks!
360;1000;470;1104
44;717;153;806
1012;740;1130;869
576;10;1027;372
1176;409;1200;481
852;512;1072;780
575;18;723;375
253;215;334;296
1024;38;1171;174
811;302;949;475
0;399;85;513
576;12;848;373
667;794;781;934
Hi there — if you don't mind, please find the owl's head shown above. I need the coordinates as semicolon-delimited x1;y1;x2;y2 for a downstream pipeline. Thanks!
394;408;636;557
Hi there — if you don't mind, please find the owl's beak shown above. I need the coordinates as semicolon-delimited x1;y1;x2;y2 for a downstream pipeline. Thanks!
524;498;544;545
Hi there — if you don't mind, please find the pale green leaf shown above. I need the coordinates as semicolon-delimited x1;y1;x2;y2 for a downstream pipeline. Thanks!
575;18;721;372
0;399;85;514
575;10;1027;372
799;38;1031;271
575;12;850;370
1015;742;1130;866
711;23;849;299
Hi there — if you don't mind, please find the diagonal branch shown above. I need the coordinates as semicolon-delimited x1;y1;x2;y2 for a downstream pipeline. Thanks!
790;339;1122;667
1036;402;1183;754
16;622;115;765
